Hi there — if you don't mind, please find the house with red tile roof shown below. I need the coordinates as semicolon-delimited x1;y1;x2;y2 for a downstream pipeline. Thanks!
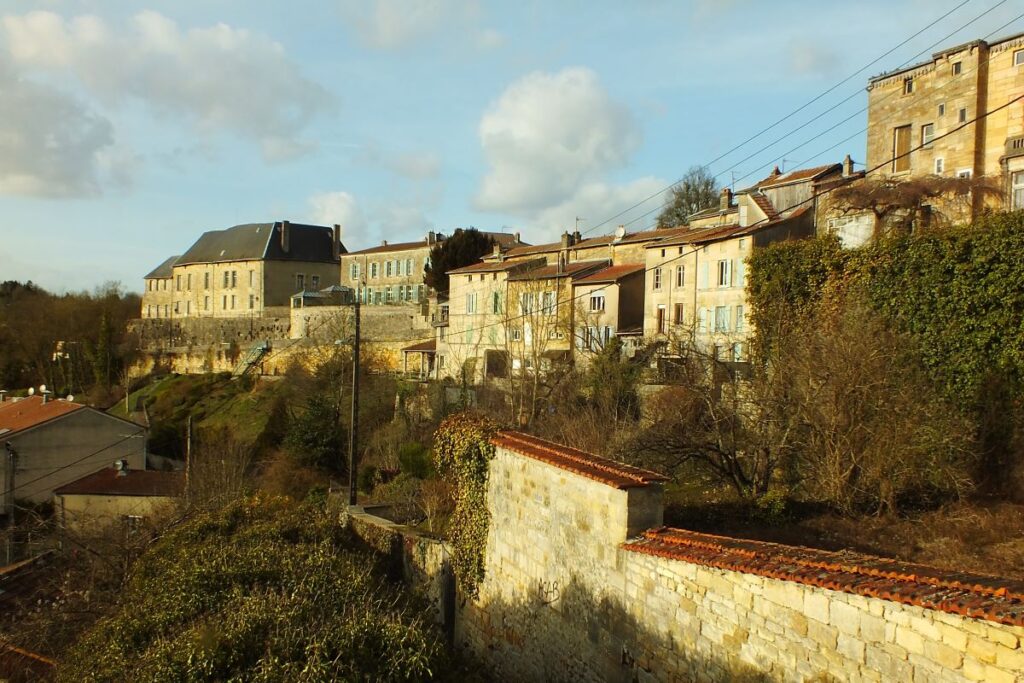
54;464;182;531
0;395;146;511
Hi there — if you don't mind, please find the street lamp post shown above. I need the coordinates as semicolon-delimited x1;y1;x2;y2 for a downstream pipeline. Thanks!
347;290;360;507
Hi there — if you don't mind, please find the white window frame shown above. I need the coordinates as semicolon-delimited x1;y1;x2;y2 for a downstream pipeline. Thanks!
957;169;972;179
921;123;934;148
938;103;945;117
466;292;477;314
653;267;663;291
675;265;684;288
958;108;967;124
590;294;605;312
714;305;730;333
717;259;731;288
934;157;945;174
1015;49;1024;67
903;77;913;94
1012;171;1024;210
951;62;962;76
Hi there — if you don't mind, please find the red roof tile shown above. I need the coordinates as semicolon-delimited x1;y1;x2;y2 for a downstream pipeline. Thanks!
507;260;608;281
492;431;668;489
754;163;840;190
0;396;85;436
572;263;645;285
624;527;1024;627
750;193;778;219
448;257;545;275
54;467;183;497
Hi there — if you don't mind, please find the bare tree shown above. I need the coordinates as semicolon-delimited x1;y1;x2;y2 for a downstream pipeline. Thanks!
656;166;720;228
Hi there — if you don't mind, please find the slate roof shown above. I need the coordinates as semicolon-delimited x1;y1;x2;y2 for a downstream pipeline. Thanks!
492;431;668;489
625;527;1024;628
54;467;184;498
0;396;85;436
143;255;179;280
176;222;341;266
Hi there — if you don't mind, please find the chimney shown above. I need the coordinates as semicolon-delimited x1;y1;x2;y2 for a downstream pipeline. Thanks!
0;390;6;403
843;154;854;177
720;187;733;211
561;231;571;249
280;220;291;253
573;230;582;244
426;231;436;245
332;224;341;260
41;389;51;405
514;231;520;243
557;253;566;274
381;239;388;247
771;165;782;177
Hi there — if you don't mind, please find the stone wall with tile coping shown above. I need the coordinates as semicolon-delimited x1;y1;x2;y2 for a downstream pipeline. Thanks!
348;435;1024;682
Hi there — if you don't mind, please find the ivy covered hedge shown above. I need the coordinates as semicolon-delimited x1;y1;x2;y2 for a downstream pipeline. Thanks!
60;495;454;682
748;211;1024;406
432;412;498;597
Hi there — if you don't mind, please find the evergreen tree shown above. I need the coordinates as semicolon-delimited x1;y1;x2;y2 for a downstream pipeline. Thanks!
423;228;496;296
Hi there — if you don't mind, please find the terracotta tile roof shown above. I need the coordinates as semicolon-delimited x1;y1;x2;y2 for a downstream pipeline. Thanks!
753;163;839;190
507;259;608;281
750;193;778;219
401;339;436;353
54;467;183;497
624;527;1024;627
492;431;668;489
644;224;742;249
498;242;562;259
448;257;545;275
572;263;645;285
0;396;85;436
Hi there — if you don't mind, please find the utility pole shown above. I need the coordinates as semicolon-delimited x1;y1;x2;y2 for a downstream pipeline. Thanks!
185;417;193;504
5;442;16;566
347;291;361;507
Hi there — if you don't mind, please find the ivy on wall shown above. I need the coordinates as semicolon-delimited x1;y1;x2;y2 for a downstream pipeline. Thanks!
747;211;1024;406
433;412;499;597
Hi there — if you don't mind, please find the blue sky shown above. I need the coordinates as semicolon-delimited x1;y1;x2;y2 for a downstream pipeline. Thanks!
0;0;1020;293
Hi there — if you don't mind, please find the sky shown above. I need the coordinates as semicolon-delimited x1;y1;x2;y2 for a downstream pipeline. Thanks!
0;0;1020;293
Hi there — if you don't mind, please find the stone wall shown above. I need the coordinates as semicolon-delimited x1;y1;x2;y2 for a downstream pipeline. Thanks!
349;431;1024;682
130;315;291;350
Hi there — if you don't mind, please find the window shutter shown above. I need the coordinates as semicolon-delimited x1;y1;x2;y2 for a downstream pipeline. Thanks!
725;260;732;287
699;263;709;290
737;260;746;288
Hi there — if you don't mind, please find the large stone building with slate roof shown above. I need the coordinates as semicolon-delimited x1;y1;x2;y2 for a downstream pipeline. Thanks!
147;220;345;319
141;255;179;319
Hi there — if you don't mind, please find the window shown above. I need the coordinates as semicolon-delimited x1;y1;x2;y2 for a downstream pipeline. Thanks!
186;273;192;290
893;125;911;173
542;291;556;316
385;287;393;304
921;123;934;148
176;274;182;291
717;259;731;287
163;304;169;317
466;292;477;314
370;262;379;278
146;305;152;317
590;294;605;312
675;265;684;288
204;272;210;289
698;263;709;289
656;305;666;334
185;301;191;315
957;169;972;179
714;306;730;333
231;271;237;288
406;259;413;276
653;267;663;290
231;295;236;309
735;305;745;332
492;291;501;314
952;61;962;76
934;157;945;174
222;295;227;310
674;303;685;325
938;103;945;117
903;77;913;94
958;108;967;123
223;271;230;288
386;261;393;277
1012;171;1024;210
398;285;405;301
249;294;255;310
511;328;522;342
204;296;210;311
732;343;744;362
1015;49;1024;67
697;308;708;333
311;275;320;289
296;274;305;290
406;285;412;301
374;290;382;305
350;262;359;280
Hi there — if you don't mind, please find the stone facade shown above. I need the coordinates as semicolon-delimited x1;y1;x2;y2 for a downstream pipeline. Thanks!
866;32;1024;213
349;432;1024;683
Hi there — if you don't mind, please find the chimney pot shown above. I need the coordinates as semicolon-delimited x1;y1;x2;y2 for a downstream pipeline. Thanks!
720;188;733;211
381;239;388;247
843;154;854;177
514;231;520;243
333;224;342;260
772;165;782;176
281;220;291;253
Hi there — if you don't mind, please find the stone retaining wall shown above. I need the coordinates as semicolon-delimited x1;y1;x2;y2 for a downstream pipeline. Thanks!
349;431;1024;682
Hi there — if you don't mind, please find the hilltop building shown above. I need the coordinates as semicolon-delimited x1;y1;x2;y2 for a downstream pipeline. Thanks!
144;221;344;319
865;32;1024;215
141;255;178;319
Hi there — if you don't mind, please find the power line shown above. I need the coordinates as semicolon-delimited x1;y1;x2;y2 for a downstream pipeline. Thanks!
582;0;1015;237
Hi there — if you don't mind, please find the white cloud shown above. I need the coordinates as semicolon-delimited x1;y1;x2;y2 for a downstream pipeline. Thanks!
475;67;641;215
531;177;669;243
0;57;116;197
1;10;332;161
339;0;501;51
308;191;367;236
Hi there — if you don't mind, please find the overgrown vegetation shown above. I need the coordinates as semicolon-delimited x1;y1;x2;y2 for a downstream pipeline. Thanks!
59;495;457;682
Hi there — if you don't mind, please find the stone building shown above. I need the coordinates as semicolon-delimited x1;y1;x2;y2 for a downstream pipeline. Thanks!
156;221;344;319
339;230;525;309
140;255;178;319
54;464;182;532
570;264;646;362
865;31;1024;214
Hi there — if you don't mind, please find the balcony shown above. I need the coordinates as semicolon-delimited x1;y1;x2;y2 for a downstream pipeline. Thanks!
1005;135;1024;160
431;307;449;327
